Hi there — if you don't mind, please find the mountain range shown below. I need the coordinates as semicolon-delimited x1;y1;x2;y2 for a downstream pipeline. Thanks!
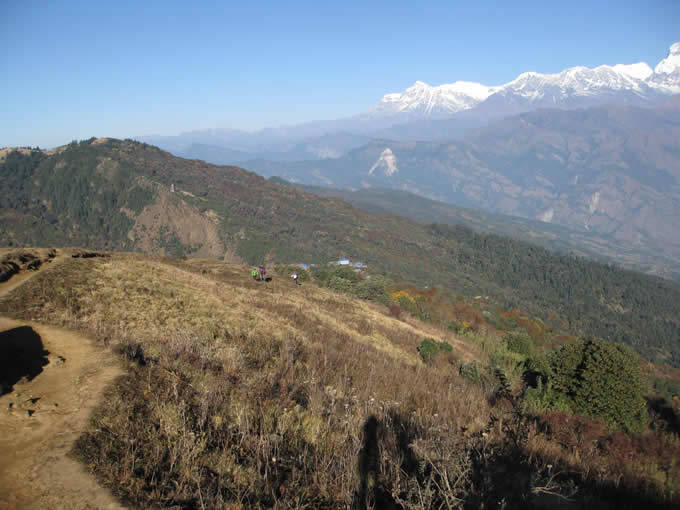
248;99;680;276
372;43;679;119
139;42;680;158
130;43;680;282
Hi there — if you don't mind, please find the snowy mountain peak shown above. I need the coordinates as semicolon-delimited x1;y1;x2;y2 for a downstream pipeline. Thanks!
441;81;499;100
655;42;680;74
375;79;496;116
372;42;680;120
611;62;653;80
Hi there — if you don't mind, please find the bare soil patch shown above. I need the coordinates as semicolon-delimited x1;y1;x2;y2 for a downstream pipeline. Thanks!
0;318;124;510
0;253;125;509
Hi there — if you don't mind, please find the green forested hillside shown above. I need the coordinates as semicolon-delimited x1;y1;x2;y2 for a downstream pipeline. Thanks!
427;223;680;366
0;140;153;249
2;138;679;366
271;180;680;280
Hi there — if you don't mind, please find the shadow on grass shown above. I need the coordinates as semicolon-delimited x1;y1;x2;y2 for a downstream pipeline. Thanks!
353;415;400;510
351;409;679;510
0;326;50;395
647;396;680;436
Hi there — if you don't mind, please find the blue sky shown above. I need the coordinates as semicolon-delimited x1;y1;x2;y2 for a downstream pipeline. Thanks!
2;0;678;148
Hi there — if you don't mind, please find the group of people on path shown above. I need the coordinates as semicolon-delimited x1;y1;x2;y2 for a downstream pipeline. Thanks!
250;265;300;286
251;265;267;281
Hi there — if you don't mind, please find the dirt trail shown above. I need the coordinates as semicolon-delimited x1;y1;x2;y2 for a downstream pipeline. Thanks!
0;261;125;509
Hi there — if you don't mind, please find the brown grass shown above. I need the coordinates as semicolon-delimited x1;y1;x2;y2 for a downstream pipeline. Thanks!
1;253;678;508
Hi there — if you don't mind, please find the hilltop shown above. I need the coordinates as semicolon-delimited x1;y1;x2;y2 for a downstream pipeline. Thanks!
1;138;680;368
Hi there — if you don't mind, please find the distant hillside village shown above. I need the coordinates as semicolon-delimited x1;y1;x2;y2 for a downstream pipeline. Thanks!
295;258;367;270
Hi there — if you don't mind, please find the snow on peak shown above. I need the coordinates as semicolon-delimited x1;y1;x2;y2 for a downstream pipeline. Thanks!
381;93;402;103
611;62;653;80
440;81;498;100
375;79;496;115
369;148;398;176
655;42;680;74
516;71;540;79
372;42;680;119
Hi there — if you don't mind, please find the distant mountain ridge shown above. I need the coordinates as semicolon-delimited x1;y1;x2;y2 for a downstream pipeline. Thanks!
138;42;680;160
246;100;680;278
269;180;680;280
372;42;680;118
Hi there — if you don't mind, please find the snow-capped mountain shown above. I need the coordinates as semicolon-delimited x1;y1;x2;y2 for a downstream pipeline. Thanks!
141;42;680;166
655;42;680;74
649;42;680;93
374;80;499;117
374;42;680;118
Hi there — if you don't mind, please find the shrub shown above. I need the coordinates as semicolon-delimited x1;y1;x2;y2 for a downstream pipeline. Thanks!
523;379;571;414
354;276;390;305
523;354;552;387
275;265;311;282
330;265;359;283
397;294;430;322
417;338;452;363
531;337;648;432
398;294;416;312
504;331;532;357
446;320;465;333
567;338;647;433
460;361;480;383
327;276;354;293
389;304;401;319
539;411;605;451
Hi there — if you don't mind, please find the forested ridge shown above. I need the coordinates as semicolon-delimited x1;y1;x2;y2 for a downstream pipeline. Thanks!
277;181;680;280
0;140;153;248
1;138;679;366
428;223;680;365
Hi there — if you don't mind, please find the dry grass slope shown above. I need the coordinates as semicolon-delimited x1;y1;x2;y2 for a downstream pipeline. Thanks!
1;254;495;508
1;253;679;509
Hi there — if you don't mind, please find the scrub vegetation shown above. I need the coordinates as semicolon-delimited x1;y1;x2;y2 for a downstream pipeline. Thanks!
2;253;680;509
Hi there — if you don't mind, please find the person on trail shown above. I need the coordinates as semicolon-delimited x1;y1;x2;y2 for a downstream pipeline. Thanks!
251;268;258;280
259;265;267;281
291;271;300;285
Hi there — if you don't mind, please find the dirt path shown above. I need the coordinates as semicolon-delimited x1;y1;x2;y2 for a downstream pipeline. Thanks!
0;260;125;509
